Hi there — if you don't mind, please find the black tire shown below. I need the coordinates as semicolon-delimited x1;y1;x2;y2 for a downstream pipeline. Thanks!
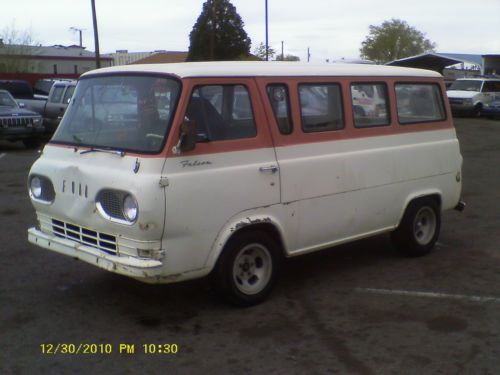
22;138;42;149
214;231;281;307
471;104;482;117
391;197;441;257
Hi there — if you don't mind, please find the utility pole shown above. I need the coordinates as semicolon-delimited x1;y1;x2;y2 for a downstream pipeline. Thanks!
91;0;101;68
265;0;269;61
281;41;284;61
70;27;84;47
307;47;311;63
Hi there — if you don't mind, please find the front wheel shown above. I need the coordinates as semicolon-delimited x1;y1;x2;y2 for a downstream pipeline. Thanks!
22;138;42;149
391;197;441;257
214;231;281;307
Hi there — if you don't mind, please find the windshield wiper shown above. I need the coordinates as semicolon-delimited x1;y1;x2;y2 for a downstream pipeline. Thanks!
80;147;125;157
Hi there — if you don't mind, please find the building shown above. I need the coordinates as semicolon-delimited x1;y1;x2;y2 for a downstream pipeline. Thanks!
131;51;188;64
387;52;500;76
0;43;112;75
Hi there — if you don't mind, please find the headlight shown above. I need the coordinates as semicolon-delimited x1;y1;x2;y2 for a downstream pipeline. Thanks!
30;176;42;198
123;195;138;222
32;117;43;126
28;175;55;203
463;98;473;105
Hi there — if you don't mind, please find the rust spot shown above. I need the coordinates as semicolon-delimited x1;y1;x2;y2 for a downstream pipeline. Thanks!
139;223;151;231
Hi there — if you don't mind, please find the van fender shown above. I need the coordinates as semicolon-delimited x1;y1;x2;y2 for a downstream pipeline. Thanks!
396;188;443;228
204;210;287;271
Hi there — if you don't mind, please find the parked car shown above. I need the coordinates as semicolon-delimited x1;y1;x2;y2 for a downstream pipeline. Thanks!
0;80;46;112
447;78;500;116
482;93;500;119
0;89;44;148
42;81;76;133
0;79;76;134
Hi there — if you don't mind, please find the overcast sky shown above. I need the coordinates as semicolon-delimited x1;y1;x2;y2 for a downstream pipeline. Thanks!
1;0;499;63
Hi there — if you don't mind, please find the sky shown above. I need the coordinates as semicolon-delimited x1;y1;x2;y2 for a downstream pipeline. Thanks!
1;0;499;63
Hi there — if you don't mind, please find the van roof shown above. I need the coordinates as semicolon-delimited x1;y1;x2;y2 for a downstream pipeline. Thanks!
82;61;442;79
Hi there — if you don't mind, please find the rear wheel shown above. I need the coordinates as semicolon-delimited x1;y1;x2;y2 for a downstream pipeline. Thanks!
391;197;441;257
214;231;281;307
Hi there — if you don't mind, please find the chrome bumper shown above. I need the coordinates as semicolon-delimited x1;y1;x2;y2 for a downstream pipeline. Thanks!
28;227;164;279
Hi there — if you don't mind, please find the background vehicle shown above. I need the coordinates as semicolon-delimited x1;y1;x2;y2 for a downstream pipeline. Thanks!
0;89;44;148
0;79;75;134
482;93;500;119
447;78;500;116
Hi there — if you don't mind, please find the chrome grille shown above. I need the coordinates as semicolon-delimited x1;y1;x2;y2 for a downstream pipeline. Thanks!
96;190;126;221
52;219;117;254
0;117;34;128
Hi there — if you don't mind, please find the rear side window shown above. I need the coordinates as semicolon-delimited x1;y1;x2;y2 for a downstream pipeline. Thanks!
351;83;390;127
267;84;293;135
395;84;445;124
299;84;344;132
186;85;256;142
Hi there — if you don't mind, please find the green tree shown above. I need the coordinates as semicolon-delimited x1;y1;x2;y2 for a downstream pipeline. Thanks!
253;42;276;61
360;19;436;64
0;21;37;73
187;0;251;61
275;54;300;62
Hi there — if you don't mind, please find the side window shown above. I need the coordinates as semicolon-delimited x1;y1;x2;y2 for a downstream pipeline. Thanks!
299;84;344;132
267;84;293;135
186;85;257;142
50;86;65;103
351;83;390;127
396;84;445;124
62;86;75;104
482;81;500;93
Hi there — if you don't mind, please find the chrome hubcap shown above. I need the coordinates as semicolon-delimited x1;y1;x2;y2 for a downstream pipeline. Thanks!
413;207;437;245
233;243;272;295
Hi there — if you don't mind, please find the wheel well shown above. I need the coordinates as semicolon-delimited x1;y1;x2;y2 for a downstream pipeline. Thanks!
225;223;286;257
407;194;442;212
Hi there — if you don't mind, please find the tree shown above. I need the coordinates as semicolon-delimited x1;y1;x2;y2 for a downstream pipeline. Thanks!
359;19;436;64
0;21;38;73
187;0;251;61
275;54;300;62
253;42;276;61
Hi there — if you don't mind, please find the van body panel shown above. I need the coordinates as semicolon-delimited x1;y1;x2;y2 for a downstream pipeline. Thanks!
29;145;166;256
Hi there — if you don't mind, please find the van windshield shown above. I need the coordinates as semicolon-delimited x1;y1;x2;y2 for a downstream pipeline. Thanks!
51;75;181;154
448;80;482;92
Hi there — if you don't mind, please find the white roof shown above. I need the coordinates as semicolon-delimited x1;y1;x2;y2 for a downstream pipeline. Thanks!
82;61;442;79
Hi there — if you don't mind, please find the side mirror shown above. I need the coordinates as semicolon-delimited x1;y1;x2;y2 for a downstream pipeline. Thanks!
173;120;196;154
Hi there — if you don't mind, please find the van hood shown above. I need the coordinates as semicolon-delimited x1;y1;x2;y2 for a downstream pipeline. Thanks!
446;90;478;99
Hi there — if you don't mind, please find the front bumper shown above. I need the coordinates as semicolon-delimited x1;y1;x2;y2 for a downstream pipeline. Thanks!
0;125;45;140
28;227;164;280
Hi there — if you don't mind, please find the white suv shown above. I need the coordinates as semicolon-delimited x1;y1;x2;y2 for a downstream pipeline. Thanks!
447;78;500;116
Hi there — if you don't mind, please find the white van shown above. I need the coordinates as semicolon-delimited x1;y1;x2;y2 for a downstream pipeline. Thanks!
28;62;464;306
447;77;500;116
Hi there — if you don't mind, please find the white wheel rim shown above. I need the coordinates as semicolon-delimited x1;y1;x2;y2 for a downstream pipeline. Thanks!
413;207;437;245
232;243;272;295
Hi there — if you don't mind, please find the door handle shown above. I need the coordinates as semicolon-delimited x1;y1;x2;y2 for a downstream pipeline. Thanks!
259;165;279;174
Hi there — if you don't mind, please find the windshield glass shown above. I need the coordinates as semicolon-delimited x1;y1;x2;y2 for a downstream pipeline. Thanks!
51;75;181;154
0;91;17;107
448;80;482;92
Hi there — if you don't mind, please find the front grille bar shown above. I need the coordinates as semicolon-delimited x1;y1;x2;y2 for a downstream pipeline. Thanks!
52;219;117;255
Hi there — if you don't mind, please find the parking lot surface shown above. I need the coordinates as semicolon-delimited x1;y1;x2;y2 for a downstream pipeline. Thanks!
1;117;499;374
